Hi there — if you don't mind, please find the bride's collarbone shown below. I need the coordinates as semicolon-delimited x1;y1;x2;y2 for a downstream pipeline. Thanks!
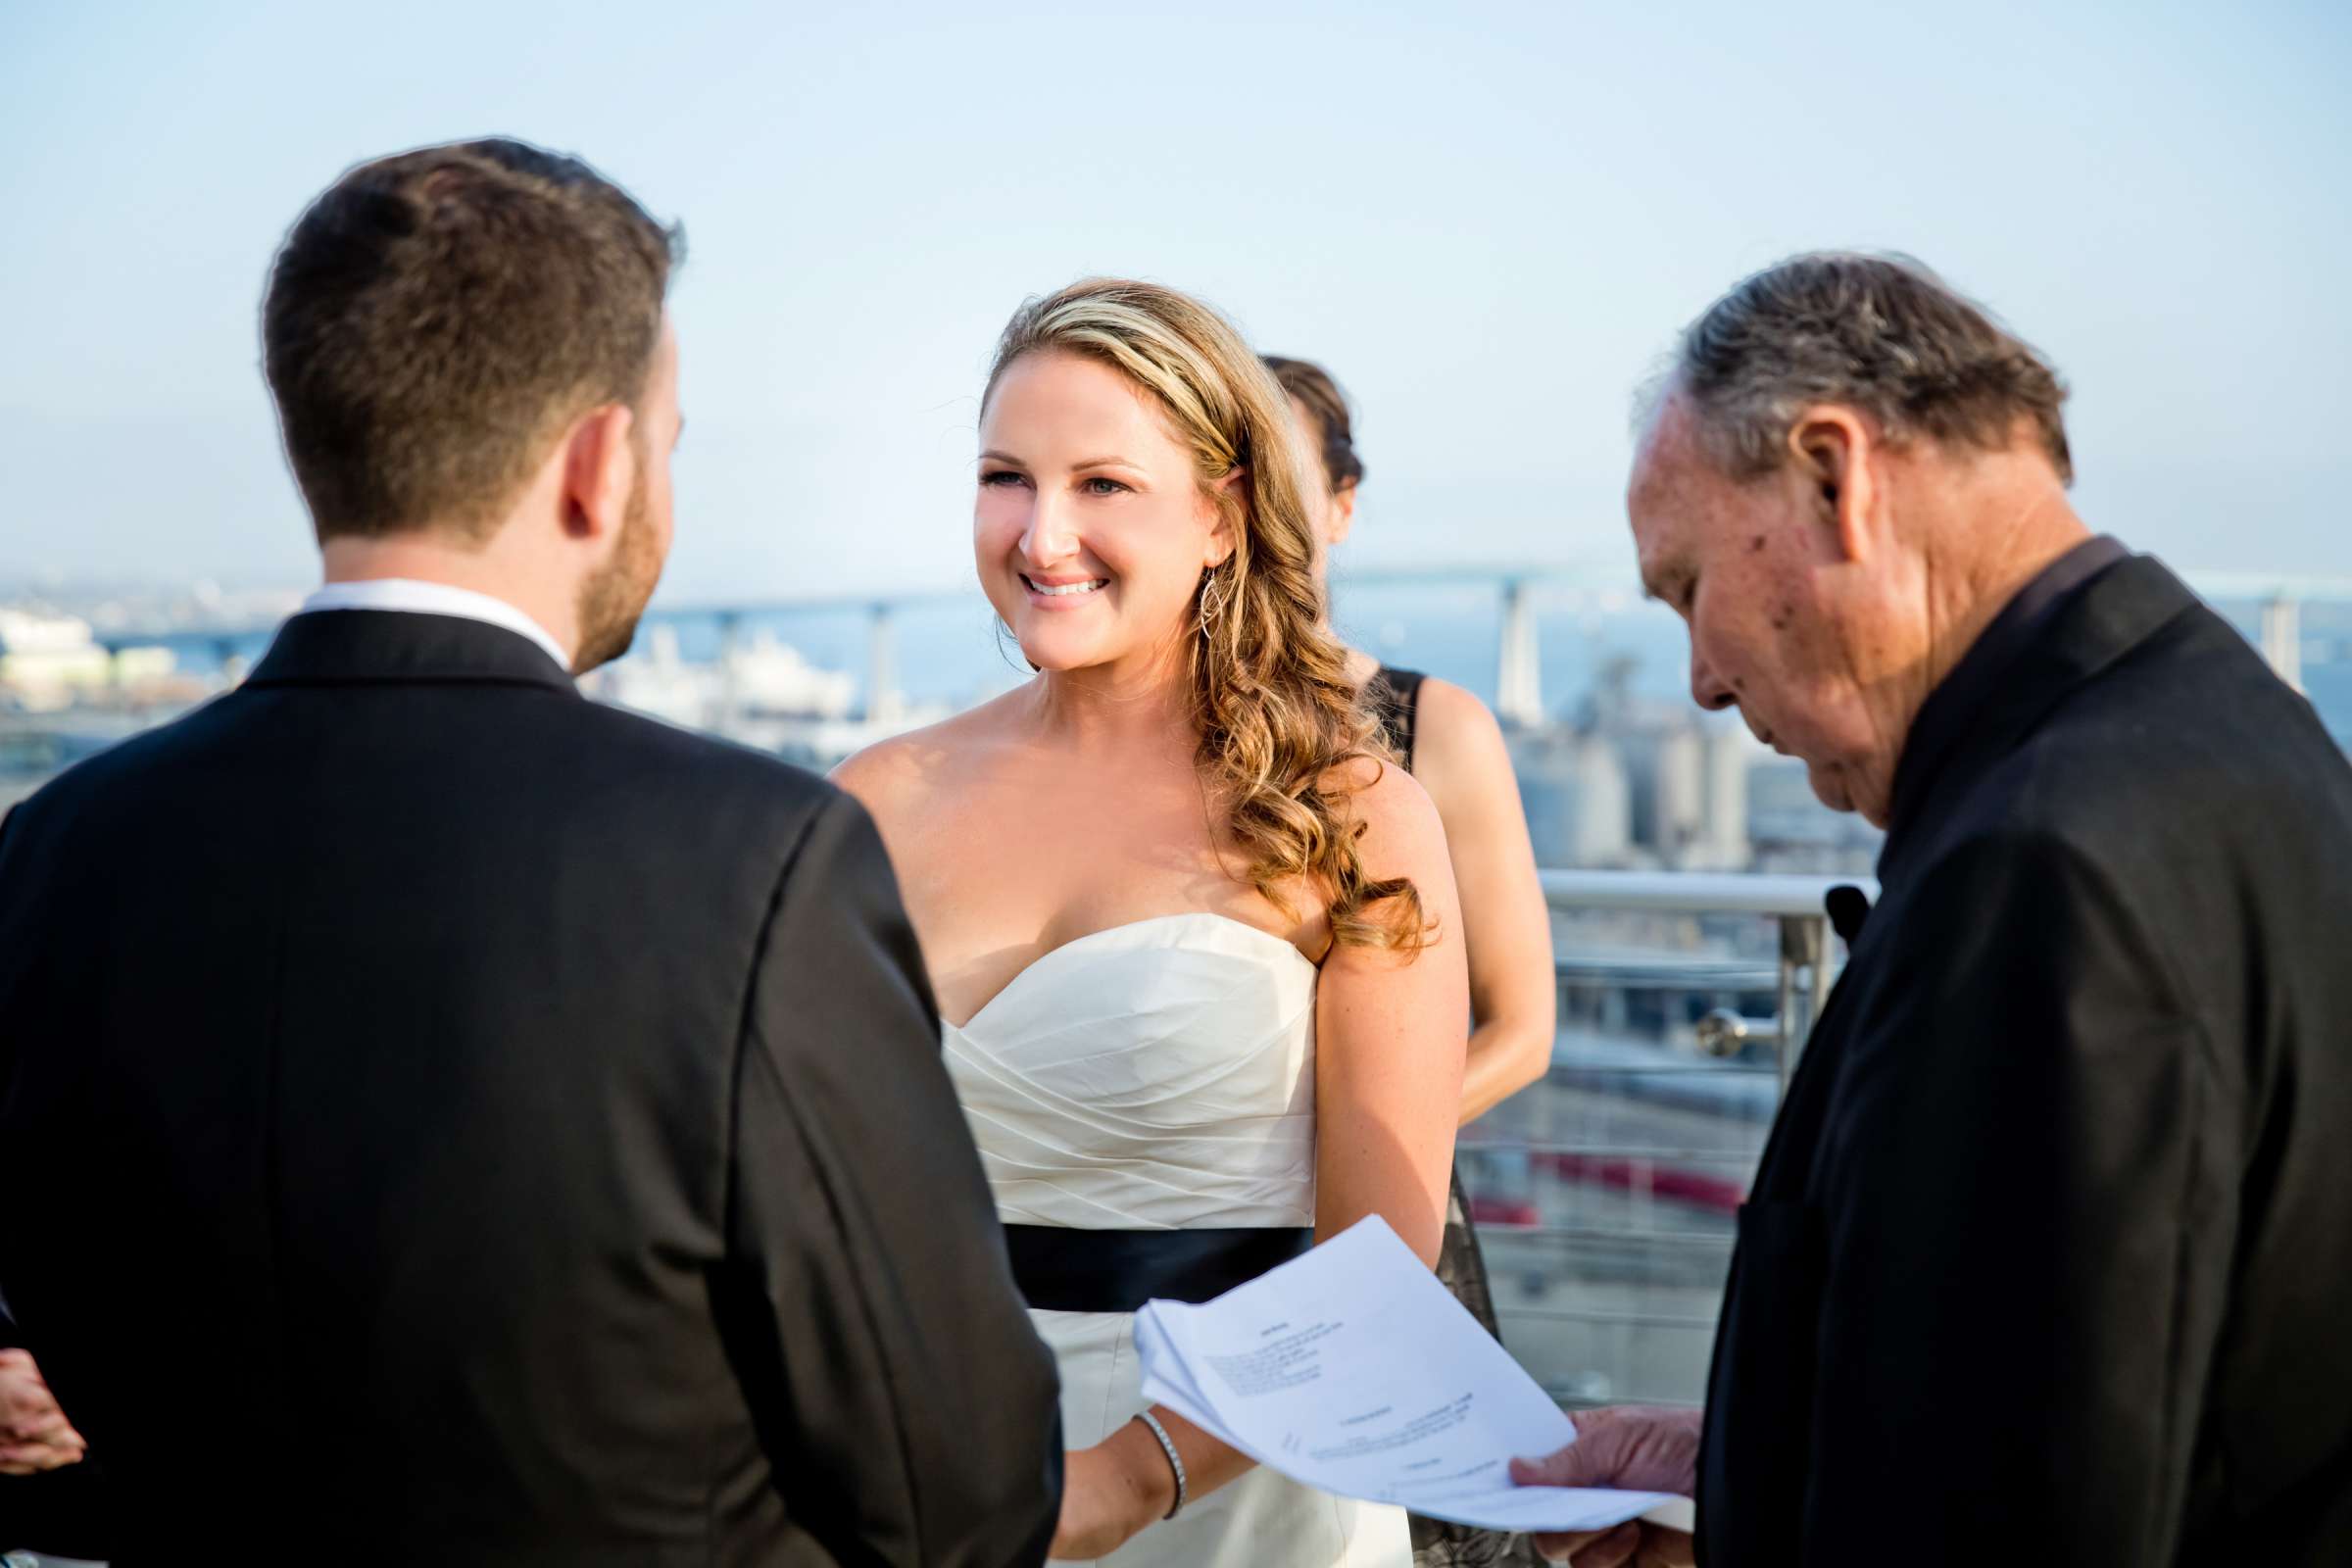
908;780;1227;898
903;745;1332;1015
937;757;1200;823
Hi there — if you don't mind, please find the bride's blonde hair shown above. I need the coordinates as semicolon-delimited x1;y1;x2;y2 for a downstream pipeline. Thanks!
984;278;1425;952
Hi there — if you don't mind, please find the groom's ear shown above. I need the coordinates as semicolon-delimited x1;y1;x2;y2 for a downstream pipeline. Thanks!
560;402;639;542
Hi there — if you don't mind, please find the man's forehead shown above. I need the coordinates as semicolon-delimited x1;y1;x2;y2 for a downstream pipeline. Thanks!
1631;391;1701;488
1627;402;1690;526
1627;396;1712;596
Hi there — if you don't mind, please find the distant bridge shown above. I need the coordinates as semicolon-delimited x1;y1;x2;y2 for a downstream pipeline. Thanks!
88;564;2352;720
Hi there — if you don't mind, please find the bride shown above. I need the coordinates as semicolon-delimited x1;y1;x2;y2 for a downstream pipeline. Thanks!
837;277;1467;1565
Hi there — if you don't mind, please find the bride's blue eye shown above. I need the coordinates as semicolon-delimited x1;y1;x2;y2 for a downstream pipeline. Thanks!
979;469;1027;488
1082;476;1130;496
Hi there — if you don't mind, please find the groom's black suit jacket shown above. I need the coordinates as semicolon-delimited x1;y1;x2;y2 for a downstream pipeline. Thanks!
1697;551;2352;1565
0;611;1062;1566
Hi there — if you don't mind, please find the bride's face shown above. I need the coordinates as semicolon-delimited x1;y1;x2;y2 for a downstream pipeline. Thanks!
976;349;1233;675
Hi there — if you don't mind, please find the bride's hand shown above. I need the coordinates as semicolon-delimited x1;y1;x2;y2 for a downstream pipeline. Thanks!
1049;1422;1178;1560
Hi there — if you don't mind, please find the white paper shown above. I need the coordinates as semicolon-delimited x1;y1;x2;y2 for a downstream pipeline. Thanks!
1135;1216;1693;1535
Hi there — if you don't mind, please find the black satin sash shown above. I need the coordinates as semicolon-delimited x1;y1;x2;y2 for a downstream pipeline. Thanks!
1003;1224;1315;1313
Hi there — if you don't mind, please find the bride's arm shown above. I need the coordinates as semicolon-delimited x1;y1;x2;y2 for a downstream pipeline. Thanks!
1054;763;1469;1557
1306;760;1469;1263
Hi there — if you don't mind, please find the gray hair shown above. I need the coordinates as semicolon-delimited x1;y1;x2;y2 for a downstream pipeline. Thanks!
1653;252;2073;484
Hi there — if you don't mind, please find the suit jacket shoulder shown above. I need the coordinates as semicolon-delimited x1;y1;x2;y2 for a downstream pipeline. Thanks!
1893;575;2343;911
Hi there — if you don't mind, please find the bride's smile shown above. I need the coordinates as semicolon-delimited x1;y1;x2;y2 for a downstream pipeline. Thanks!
1020;573;1110;600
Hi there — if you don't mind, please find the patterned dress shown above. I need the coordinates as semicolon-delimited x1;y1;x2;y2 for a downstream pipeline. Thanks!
1365;667;1546;1568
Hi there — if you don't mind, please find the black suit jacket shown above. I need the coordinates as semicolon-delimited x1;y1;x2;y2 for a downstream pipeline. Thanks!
0;611;1062;1566
1697;557;2352;1564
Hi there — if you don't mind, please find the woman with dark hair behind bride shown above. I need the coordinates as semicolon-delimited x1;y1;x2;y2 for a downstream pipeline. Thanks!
1266;354;1557;1568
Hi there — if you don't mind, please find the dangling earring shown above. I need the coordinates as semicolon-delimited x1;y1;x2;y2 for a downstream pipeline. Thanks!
1198;565;1231;633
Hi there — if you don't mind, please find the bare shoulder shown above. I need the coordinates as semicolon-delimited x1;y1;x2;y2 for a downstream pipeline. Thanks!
1411;676;1504;752
1329;751;1449;878
1411;677;1511;772
831;692;1022;829
828;727;931;823
1404;677;1521;819
1322;750;1465;976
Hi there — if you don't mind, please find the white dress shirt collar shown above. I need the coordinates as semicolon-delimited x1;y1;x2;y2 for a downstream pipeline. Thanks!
298;579;573;674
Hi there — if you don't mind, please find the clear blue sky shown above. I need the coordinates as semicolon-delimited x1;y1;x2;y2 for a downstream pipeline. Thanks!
3;0;2346;603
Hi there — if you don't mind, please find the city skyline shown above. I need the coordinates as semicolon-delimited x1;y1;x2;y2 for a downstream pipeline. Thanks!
4;0;2348;604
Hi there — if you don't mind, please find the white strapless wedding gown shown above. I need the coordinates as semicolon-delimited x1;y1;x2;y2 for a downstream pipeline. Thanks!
944;912;1411;1567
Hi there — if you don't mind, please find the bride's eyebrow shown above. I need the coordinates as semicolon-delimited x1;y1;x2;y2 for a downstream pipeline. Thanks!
977;449;1025;466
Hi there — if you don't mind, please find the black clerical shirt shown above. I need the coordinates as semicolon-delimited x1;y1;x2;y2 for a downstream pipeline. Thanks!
1884;533;2129;845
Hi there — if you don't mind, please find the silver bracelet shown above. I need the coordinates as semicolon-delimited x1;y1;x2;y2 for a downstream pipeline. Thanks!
1135;1409;1188;1520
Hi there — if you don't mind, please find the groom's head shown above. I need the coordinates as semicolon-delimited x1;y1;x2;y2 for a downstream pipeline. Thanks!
264;139;683;670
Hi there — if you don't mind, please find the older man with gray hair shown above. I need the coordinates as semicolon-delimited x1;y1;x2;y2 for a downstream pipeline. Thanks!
1514;255;2352;1566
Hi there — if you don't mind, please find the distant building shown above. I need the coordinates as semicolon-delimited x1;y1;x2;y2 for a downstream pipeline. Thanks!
583;623;932;770
1640;722;1755;871
588;624;858;731
1568;659;1756;870
1;610;110;710
1511;727;1633;868
0;608;174;712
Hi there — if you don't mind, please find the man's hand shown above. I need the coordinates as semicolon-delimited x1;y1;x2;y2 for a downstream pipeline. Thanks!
0;1348;86;1476
1510;1404;1700;1566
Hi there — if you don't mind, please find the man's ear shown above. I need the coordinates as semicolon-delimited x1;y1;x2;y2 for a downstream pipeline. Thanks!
1788;405;1876;564
561;403;638;541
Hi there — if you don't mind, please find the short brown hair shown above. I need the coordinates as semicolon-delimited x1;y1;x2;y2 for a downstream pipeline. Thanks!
1262;356;1366;493
1671;252;2072;484
263;138;681;541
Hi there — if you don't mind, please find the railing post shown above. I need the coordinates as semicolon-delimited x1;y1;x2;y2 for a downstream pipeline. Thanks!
2261;594;2303;693
1496;577;1544;727
1776;912;1829;1089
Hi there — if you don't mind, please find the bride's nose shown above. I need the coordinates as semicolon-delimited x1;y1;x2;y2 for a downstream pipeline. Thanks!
1020;496;1080;566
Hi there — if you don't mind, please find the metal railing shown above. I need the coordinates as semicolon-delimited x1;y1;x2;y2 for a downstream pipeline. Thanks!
1540;869;1872;1077
1464;869;1876;1408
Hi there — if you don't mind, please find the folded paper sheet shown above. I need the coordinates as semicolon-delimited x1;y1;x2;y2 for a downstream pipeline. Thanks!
1135;1216;1694;1535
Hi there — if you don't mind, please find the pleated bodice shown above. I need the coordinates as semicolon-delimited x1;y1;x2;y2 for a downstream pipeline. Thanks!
942;912;1319;1231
